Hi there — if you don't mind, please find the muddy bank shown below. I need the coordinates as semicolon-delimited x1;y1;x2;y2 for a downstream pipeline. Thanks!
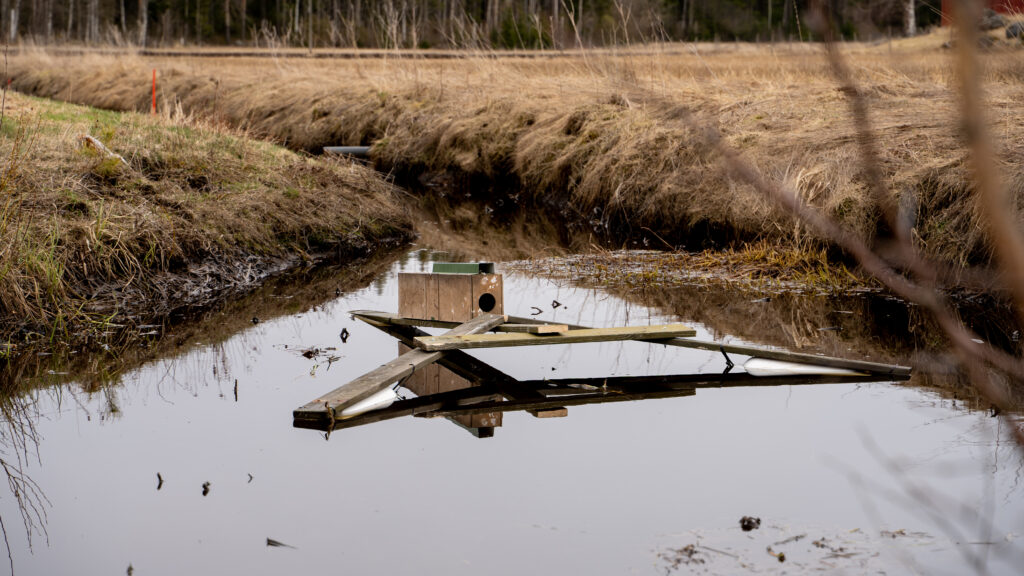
0;93;412;356
0;246;403;398
8;43;1024;284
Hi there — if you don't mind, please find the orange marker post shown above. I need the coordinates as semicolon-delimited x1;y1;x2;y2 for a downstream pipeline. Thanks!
151;69;157;115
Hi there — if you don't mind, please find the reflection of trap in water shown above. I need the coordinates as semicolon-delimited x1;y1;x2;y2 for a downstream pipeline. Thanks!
293;263;911;436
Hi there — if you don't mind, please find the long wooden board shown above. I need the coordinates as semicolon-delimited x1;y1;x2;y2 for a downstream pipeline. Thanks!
350;310;565;334
293;313;506;421
504;315;913;377
413;324;697;351
349;309;911;377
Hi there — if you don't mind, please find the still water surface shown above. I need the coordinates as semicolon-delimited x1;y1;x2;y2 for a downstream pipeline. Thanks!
4;250;1022;575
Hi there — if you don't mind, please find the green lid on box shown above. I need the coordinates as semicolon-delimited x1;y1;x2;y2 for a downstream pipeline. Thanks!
431;262;496;274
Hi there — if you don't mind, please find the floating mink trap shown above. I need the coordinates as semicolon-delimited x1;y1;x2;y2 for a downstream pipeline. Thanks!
293;262;911;437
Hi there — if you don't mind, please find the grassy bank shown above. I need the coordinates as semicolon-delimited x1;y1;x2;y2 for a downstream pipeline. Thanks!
0;92;412;352
7;32;1024;283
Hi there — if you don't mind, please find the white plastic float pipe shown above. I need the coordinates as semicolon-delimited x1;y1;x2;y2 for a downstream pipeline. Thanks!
743;357;866;377
338;386;399;419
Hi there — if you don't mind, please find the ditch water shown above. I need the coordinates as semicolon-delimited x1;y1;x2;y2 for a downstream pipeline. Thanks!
1;249;1022;575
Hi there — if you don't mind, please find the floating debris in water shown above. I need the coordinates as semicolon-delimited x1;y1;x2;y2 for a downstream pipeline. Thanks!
740;516;761;531
657;544;705;568
266;538;296;549
202;482;211;497
766;547;785;562
156;473;163;490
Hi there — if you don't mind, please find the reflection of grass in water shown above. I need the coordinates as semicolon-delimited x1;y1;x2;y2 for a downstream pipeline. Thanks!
511;242;869;294
0;378;49;572
509;251;1024;413
0;247;402;567
0;247;403;396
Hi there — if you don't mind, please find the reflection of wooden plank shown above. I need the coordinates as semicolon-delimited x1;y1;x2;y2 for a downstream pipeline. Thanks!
498;323;567;334
399;343;438;395
531;408;569;418
414;324;697;351
293;313;505;420
421;387;697;418
527;372;888;391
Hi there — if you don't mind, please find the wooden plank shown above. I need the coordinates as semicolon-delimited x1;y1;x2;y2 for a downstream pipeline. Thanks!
413;324;698;351
350;310;457;330
350;311;562;334
293;386;504;429
293;313;506;420
506;315;913;377
498;323;568;334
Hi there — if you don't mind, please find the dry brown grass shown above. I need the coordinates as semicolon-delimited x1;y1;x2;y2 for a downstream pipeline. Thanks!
7;30;1024;282
0;92;411;350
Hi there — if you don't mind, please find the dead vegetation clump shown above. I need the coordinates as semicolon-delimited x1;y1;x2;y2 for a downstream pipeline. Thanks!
0;92;412;350
5;36;1024;282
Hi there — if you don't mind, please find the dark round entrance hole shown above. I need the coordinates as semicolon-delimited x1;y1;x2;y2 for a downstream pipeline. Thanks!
478;292;497;313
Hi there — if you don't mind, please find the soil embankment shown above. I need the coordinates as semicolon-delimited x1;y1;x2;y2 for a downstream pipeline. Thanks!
0;93;412;354
8;37;1024;278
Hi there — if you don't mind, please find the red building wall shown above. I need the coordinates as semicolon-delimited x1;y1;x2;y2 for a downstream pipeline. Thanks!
942;0;1024;26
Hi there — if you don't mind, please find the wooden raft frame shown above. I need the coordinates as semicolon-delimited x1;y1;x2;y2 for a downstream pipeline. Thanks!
292;310;912;432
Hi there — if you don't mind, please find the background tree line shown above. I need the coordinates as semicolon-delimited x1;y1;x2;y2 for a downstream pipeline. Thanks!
0;0;940;49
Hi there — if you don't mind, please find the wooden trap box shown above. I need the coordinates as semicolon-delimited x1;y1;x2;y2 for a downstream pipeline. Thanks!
398;265;503;323
396;263;504;434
